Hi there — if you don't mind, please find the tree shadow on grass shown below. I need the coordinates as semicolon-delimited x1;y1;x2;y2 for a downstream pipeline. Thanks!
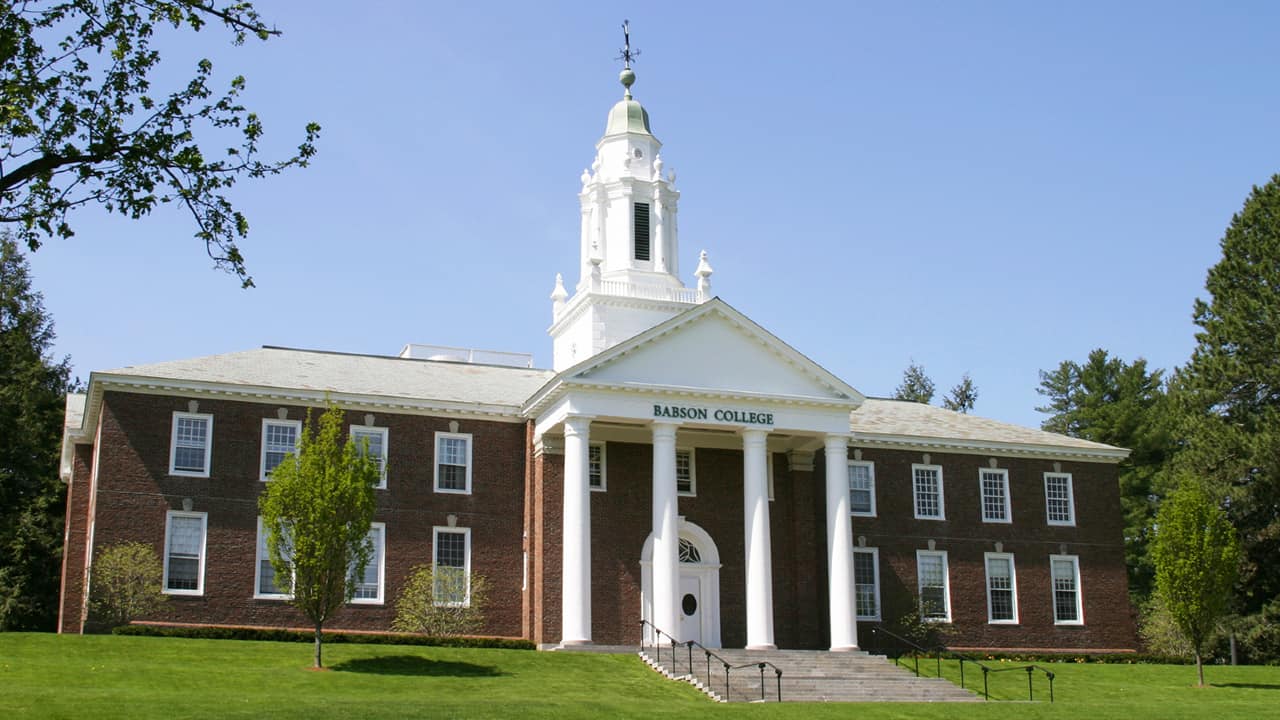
331;655;505;677
1212;683;1280;690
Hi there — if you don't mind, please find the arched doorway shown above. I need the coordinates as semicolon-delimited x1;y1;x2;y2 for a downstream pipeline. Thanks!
640;518;722;647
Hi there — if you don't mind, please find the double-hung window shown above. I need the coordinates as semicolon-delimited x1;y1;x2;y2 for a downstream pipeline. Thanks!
980;468;1012;523
985;553;1018;623
676;449;695;496
1051;554;1083;624
912;464;945;520
848;461;876;516
169;412;212;477
435;432;472;494
589;443;606;491
255;517;291;599
433;527;471;606
261;419;301;481
350;523;385;604
1045;473;1076;526
163;511;206;595
853;548;881;621
351;426;389;489
916;550;951;622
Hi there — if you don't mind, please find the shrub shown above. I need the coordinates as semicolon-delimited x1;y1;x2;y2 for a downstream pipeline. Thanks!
111;623;533;649
392;564;489;637
90;542;165;628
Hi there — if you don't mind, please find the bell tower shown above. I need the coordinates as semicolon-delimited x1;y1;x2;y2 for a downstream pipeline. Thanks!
548;26;714;371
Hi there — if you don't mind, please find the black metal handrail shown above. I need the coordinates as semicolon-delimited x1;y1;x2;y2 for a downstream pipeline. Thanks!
867;625;1055;703
638;619;783;702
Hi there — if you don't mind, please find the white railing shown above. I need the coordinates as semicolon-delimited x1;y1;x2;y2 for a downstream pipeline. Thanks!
595;279;702;304
399;344;534;368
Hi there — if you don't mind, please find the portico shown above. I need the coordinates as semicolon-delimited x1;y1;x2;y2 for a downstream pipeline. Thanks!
526;299;865;650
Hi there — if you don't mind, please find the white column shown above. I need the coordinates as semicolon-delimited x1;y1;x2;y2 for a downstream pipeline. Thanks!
825;435;858;651
651;422;680;642
561;417;592;646
742;429;775;650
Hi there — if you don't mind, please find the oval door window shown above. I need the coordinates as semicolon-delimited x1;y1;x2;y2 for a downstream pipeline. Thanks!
682;593;698;616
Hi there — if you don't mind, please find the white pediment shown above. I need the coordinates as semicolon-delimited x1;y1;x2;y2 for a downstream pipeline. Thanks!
566;299;862;404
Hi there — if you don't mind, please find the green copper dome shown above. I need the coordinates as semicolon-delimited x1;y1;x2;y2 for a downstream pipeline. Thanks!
604;67;652;136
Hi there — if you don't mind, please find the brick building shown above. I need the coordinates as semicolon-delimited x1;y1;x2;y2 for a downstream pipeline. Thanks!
57;62;1138;654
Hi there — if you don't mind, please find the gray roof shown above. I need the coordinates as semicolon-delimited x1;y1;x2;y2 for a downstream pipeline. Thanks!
850;398;1125;456
98;347;554;410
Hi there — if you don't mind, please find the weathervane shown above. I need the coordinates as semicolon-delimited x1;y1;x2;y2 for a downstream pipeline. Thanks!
618;19;640;69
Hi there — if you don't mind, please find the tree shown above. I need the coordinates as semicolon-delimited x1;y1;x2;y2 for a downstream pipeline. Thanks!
941;372;978;413
1151;482;1239;686
0;231;72;631
392;565;489;637
258;404;378;669
1171;175;1280;657
1036;349;1171;602
893;362;935;404
1;1;320;288
89;541;165;627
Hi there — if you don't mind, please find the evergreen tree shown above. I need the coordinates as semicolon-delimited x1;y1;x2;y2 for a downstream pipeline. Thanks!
941;373;978;413
258;404;379;668
0;232;72;630
1036;349;1171;601
893;362;935;404
1172;174;1280;654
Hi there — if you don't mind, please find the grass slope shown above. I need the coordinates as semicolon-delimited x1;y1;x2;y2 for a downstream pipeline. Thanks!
1;634;1277;719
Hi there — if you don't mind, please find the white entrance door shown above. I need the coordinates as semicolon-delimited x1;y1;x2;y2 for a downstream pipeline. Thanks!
679;574;702;644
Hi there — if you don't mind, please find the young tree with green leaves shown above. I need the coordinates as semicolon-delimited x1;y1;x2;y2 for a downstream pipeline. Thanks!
1170;175;1280;661
1036;348;1171;602
0;1;320;287
1151;482;1239;687
0;232;72;631
893;362;935;404
941;372;978;413
258;404;379;668
89;541;166;628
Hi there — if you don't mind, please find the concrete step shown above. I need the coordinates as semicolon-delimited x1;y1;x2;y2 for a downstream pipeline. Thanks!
640;647;981;703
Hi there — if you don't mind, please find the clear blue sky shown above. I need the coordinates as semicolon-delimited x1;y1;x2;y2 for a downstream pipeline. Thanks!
23;1;1280;429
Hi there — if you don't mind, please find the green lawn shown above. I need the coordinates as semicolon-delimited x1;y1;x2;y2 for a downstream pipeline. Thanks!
1;633;1277;719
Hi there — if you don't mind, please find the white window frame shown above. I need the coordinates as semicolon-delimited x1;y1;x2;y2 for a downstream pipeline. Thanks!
849;460;876;517
912;464;946;520
1044;472;1076;526
853;547;881;621
676;448;696;497
916;549;951;622
589;442;606;492
168;411;213;477
254;516;292;600
350;425;389;490
350;523;385;605
434;431;473;494
260;419;302;482
433;526;472;607
980;468;1012;524
984;552;1019;624
162;510;207;596
1050;554;1084;625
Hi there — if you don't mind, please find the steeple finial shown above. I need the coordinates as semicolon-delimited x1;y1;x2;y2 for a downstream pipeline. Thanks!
617;19;640;98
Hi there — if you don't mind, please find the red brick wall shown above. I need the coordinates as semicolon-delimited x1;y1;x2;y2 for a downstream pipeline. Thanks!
82;391;527;636
58;444;95;634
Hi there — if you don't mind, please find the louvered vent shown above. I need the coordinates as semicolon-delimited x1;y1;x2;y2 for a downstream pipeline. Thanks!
633;202;651;261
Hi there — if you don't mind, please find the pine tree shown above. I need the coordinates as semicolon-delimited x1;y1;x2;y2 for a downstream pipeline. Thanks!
0;232;72;630
941;373;978;413
893;362;935;404
1172;174;1280;660
1036;349;1171;601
